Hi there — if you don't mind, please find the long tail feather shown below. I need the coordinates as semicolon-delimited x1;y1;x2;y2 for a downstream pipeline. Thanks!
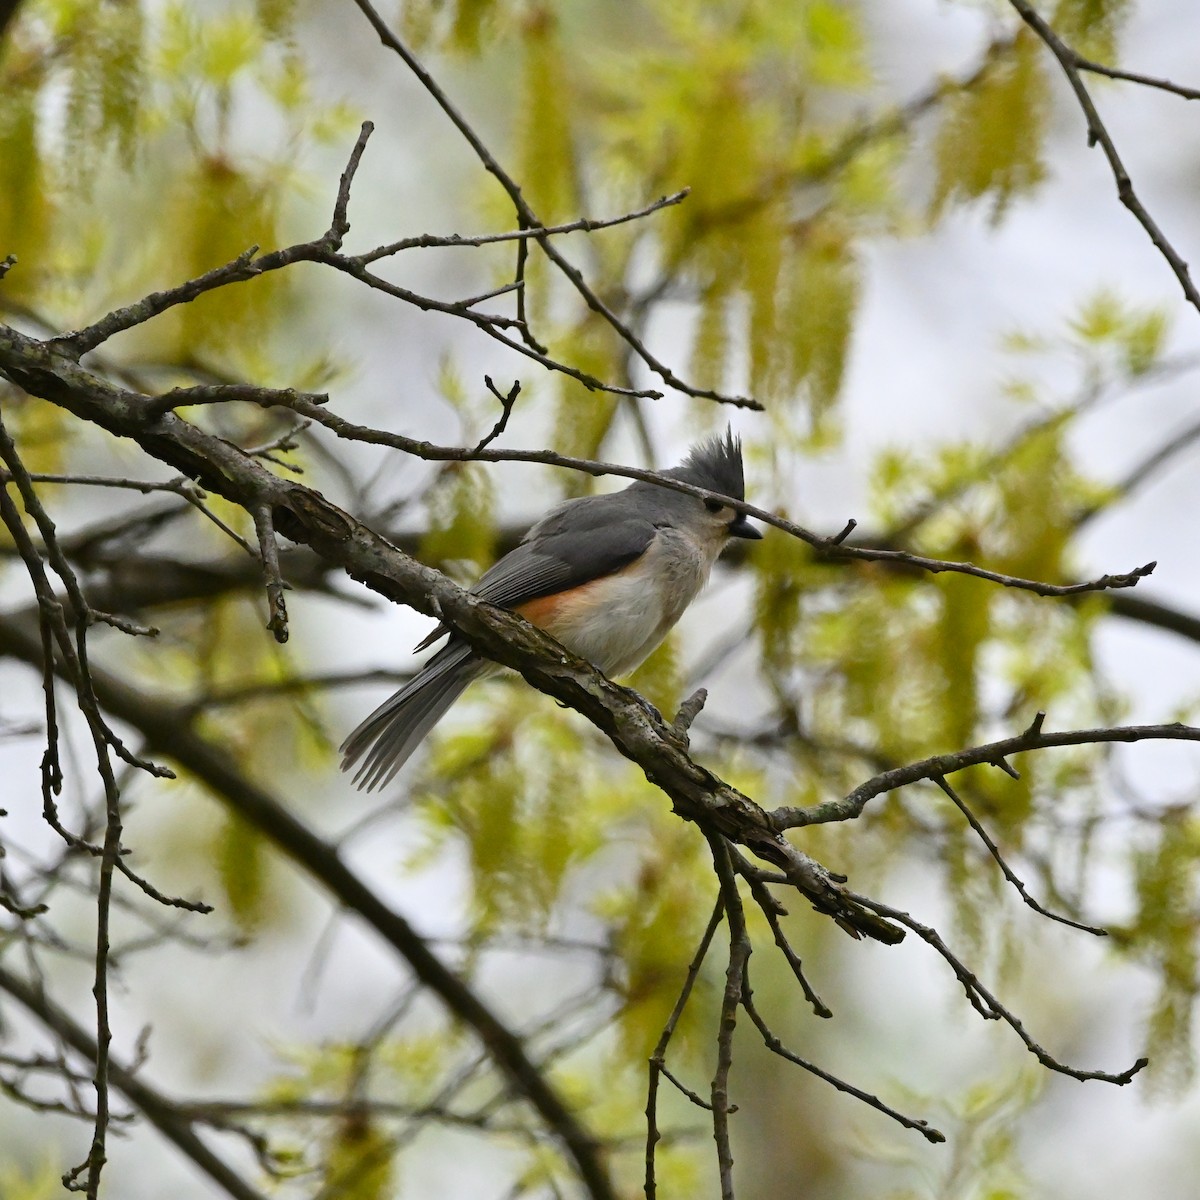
340;647;480;791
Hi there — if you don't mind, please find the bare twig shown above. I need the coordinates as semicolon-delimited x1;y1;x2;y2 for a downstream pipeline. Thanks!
242;418;312;461
844;889;1146;1086
774;711;1200;829
646;895;724;1200
207;387;1155;601
328;119;374;246
660;1065;716;1112
707;837;747;1200
739;987;945;1143
727;847;831;1018
1073;54;1200;102
670;688;708;748
1009;0;1200;317
145;383;330;420
933;775;1106;936
250;504;290;643
349;0;760;409
454;278;523;310
474;377;521;451
357;189;690;263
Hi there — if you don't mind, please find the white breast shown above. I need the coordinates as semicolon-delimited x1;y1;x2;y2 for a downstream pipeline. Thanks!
540;529;715;677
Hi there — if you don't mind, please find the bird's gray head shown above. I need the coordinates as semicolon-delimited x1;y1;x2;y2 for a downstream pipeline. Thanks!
669;427;748;500
635;427;762;543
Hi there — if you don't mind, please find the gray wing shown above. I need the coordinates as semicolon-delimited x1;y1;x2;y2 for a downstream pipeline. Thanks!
414;495;657;650
473;517;657;606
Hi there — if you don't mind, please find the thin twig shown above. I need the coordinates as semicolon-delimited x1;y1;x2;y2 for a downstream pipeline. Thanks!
328;120;375;246
357;190;689;263
670;688;708;749
739;987;945;1143
1073;55;1200;102
774;712;1200;828
933;775;1106;935
474;377;521;451
645;895;724;1200
251;504;290;644
224;390;1157;601
146;384;330;420
727;847;832;1018
845;889;1146;1085
707;837;747;1200
349;0;759;409
454;279;523;310
660;1065;716;1112
1009;0;1200;316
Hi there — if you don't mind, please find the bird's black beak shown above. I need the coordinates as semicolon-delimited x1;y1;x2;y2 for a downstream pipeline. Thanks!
728;513;763;540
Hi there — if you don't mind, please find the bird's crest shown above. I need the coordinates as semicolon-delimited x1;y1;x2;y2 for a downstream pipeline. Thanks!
671;427;746;500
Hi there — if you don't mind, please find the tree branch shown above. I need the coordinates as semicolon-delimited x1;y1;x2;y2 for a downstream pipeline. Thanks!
348;0;760;409
0;611;616;1200
175;381;1154;601
0;963;272;1200
645;895;724;1200
1009;0;1200;317
0;321;906;945
933;775;1106;936
774;711;1200;829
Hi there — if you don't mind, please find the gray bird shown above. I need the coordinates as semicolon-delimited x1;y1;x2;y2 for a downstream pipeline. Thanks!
341;429;761;789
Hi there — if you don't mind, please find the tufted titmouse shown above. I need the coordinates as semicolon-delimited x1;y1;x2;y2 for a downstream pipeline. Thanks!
341;429;762;790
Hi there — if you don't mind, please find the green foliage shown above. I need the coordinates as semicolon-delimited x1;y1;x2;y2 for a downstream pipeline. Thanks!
0;51;51;302
213;810;269;929
1;396;70;477
1052;0;1131;61
0;1159;63;1200
400;0;504;51
160;4;262;90
779;220;860;432
932;573;990;749
878;1071;1042;1200
931;32;1049;223
600;824;717;1062
626;631;681;716
414;690;618;933
517;9;580;224
261;1033;465;1189
418;462;498;574
550;322;622;491
321;1115;395;1200
989;424;1074;583
170;157;285;361
256;0;296;41
1128;813;1200;1092
689;285;732;394
270;1033;452;1107
1068;288;1171;376
752;524;819;680
61;0;145;190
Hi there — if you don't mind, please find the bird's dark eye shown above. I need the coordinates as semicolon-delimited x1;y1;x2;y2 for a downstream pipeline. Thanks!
704;498;723;513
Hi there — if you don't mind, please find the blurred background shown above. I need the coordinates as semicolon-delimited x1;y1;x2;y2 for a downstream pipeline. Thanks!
3;0;1200;1196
